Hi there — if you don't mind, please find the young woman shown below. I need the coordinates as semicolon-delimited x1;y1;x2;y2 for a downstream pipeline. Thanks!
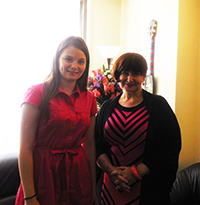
95;52;181;205
15;36;98;205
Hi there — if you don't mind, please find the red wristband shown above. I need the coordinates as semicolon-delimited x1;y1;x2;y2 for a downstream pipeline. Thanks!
131;165;142;180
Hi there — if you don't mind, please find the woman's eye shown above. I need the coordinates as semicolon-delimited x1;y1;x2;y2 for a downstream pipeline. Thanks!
78;60;85;65
132;72;140;76
121;71;129;76
65;57;73;62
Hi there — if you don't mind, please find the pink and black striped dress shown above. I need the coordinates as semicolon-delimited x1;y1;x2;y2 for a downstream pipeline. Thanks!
101;101;149;205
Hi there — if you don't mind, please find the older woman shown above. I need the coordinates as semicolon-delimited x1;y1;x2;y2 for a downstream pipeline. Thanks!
95;52;181;205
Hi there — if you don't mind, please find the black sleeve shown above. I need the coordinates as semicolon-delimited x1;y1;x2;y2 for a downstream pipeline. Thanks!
143;96;181;192
95;102;112;160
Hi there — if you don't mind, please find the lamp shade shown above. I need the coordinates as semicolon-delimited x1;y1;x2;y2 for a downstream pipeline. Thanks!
96;46;122;59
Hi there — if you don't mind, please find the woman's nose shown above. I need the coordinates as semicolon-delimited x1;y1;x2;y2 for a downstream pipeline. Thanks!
71;61;78;69
127;74;134;82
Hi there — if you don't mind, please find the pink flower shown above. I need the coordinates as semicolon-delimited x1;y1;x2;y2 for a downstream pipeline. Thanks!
88;76;93;82
93;79;98;85
92;88;101;97
87;66;122;105
96;68;102;75
104;84;110;92
92;70;97;76
111;94;116;99
110;84;115;92
102;76;109;84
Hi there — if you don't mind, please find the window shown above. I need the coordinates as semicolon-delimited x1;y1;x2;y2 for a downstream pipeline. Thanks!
0;0;85;155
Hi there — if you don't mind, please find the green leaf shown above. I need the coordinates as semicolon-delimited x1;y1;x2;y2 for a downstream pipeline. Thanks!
102;64;106;72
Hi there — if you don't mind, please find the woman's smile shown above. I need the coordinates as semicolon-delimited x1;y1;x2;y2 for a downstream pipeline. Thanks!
66;69;79;75
119;71;145;93
125;82;136;86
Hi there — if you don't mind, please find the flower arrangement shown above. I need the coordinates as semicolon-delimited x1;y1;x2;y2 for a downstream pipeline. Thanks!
88;65;122;108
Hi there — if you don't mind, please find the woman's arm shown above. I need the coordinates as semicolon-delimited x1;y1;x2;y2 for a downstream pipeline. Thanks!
112;162;150;189
84;115;97;204
97;154;129;191
143;95;181;192
97;153;116;176
136;162;150;177
19;103;40;204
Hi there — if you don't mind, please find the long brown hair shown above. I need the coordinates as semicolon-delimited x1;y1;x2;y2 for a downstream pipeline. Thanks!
40;36;90;120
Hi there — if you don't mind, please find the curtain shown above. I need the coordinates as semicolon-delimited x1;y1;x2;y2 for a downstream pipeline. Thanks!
0;0;82;154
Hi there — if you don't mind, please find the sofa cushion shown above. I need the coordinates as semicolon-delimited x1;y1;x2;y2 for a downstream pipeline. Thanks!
0;152;20;200
170;163;200;205
0;195;16;205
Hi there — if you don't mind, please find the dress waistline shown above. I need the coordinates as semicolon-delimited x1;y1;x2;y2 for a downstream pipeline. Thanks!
34;145;82;156
34;145;83;204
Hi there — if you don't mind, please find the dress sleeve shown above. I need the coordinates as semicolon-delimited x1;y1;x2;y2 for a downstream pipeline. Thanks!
22;83;44;108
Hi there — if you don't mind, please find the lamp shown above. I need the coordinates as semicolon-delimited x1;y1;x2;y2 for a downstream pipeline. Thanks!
96;46;122;69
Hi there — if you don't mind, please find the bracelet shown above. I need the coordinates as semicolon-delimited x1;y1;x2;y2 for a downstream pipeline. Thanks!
131;165;142;180
24;193;36;200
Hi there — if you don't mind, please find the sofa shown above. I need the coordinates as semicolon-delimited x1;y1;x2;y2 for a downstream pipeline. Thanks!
0;152;20;205
96;162;200;205
170;162;200;205
0;152;200;205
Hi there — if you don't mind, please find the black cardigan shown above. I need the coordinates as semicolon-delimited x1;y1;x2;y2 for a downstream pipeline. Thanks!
95;89;181;205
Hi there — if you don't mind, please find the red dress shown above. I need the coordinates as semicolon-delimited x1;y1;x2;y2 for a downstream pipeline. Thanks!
15;83;97;205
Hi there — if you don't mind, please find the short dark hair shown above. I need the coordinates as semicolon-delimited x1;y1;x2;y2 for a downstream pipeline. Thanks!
112;52;147;82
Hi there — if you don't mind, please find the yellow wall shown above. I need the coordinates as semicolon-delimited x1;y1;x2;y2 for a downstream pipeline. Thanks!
198;9;200;163
120;0;179;110
176;0;200;170
88;0;121;71
89;0;179;109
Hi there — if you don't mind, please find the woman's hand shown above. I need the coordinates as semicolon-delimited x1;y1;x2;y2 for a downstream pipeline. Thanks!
113;163;150;191
97;154;131;192
111;166;139;191
110;166;130;192
120;166;137;186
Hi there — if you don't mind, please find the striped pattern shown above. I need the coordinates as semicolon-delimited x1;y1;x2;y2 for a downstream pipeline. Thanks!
150;35;155;76
101;102;149;205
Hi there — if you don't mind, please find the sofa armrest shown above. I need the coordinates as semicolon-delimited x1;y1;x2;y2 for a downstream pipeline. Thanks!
170;163;200;205
0;152;20;201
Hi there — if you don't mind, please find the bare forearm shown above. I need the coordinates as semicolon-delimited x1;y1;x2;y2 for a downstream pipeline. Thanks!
97;153;115;175
19;148;36;198
136;162;150;178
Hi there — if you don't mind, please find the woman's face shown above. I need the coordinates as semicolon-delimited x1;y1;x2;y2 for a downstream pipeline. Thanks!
118;71;145;94
59;46;86;83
